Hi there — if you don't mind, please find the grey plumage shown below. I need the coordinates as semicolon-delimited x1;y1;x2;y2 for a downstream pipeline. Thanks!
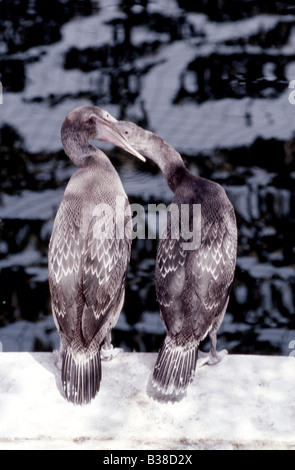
154;173;236;396
113;121;237;397
48;106;144;404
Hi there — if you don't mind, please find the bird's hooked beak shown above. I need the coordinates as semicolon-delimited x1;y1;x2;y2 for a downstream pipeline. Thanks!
91;113;145;162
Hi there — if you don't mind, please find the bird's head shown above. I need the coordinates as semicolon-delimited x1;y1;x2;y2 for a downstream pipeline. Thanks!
61;106;145;165
114;119;187;192
113;120;145;155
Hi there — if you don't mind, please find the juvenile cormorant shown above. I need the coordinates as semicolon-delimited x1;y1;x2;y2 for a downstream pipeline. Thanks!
48;106;144;404
113;119;237;397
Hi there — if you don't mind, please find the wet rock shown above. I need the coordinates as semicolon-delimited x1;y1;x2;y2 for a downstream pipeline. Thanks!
1;59;26;92
175;53;291;104
1;0;295;355
0;0;96;54
177;0;295;21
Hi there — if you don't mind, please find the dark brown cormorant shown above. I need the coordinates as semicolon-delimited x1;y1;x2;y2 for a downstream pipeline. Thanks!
113;119;237;397
48;106;144;405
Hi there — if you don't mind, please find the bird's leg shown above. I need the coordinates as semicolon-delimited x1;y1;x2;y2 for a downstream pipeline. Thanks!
207;331;228;365
53;349;62;370
53;334;66;370
101;331;114;361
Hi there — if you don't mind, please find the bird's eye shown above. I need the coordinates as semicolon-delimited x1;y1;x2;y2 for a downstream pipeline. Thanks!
125;131;128;135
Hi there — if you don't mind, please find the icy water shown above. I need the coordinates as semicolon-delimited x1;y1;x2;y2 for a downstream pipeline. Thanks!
0;0;295;355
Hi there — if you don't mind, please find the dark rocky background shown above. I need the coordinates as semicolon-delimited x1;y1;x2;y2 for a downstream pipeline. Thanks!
0;0;295;355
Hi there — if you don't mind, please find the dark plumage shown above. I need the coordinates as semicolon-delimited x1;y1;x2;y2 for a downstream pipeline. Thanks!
113;120;237;397
48;106;144;404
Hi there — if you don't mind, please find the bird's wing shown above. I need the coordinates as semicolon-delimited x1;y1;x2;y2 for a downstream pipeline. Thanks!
191;210;237;339
48;198;82;338
156;206;237;340
155;223;187;336
81;201;131;344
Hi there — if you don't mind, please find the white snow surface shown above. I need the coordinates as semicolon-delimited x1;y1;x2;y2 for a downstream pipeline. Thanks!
0;351;295;450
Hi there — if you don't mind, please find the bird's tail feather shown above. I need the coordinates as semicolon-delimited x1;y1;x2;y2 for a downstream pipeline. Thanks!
152;336;198;397
61;344;101;405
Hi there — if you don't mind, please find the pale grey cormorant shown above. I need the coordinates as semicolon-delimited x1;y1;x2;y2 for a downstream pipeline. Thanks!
113;119;237;397
48;106;144;405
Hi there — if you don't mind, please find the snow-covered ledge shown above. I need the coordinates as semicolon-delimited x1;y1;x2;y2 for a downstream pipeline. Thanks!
0;351;294;450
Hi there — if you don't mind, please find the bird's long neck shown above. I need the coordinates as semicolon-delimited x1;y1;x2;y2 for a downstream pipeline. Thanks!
133;128;187;192
61;128;97;167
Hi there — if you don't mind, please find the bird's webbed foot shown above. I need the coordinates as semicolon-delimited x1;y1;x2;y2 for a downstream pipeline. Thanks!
197;331;228;367
101;332;117;361
207;348;228;365
101;343;114;361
